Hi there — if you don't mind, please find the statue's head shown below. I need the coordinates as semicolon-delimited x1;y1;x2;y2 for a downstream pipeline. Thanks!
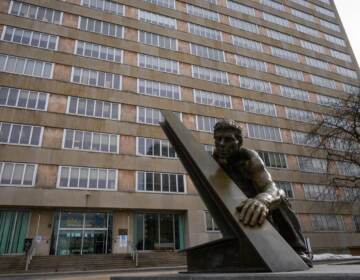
213;120;243;162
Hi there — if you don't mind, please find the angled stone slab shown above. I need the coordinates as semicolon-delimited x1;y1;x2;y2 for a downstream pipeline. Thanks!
160;110;308;273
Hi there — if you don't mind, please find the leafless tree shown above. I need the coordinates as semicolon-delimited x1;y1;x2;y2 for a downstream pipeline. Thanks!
309;92;360;192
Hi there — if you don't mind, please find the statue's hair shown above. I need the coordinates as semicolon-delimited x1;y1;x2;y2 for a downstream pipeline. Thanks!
214;119;243;144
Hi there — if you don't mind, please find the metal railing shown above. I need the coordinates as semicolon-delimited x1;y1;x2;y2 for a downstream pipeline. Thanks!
128;241;138;267
25;242;36;271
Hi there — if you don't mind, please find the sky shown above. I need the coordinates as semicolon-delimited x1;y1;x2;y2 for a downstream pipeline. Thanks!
334;0;360;66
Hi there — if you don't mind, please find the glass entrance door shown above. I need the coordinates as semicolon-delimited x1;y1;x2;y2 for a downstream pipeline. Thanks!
134;213;185;251
51;212;112;255
0;211;29;255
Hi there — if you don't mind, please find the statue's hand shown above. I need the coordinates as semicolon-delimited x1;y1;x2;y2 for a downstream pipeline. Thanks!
236;198;269;226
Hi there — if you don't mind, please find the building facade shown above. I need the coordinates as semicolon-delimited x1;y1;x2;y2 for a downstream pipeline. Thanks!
0;0;359;256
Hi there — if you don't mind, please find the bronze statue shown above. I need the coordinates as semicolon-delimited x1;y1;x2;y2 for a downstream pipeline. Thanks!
213;120;312;267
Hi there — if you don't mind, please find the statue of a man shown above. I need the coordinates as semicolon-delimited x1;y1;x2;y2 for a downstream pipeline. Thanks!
213;120;312;267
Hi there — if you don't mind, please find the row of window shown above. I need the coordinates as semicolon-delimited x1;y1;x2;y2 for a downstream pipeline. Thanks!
1;26;59;51
2;159;358;204
0;122;42;147
0;87;48;111
6;2;357;87
0;54;53;79
227;0;345;47
75;40;123;63
9;0;352;69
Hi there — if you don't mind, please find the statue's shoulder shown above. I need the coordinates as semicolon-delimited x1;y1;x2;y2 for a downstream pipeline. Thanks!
239;148;263;168
239;147;259;159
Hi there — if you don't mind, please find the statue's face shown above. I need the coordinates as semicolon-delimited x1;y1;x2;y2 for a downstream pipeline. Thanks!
214;129;240;160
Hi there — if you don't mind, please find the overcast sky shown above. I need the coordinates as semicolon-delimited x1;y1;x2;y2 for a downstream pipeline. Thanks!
334;0;360;66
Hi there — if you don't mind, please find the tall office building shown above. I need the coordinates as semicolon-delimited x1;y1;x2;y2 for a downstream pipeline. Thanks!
0;0;359;257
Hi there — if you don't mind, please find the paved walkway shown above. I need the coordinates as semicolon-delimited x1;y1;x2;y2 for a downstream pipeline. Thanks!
3;263;360;280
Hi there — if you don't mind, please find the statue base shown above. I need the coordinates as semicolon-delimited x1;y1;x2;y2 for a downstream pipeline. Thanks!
185;238;268;273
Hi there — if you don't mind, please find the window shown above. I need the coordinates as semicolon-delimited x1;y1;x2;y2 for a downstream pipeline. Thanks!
275;65;304;81
311;215;345;232
239;76;271;94
320;20;340;32
260;0;285;11
137;137;176;158
0;162;37;187
258;151;287;168
136;171;185;193
311;75;336;90
139;31;177;50
315;6;335;18
78;16;123;38
187;4;219;22
276;181;294;198
196;115;219;133
192;66;228;84
229;17;259;34
343;84;359;95
138;54;179;74
1;26;59;51
354;216;360;232
300;40;324;54
58;166;117;190
317;94;340;107
67;96;120;120
0;122;43;146
143;0;176;9
305;57;329;70
80;0;124;16
263;13;289;27
243;99;276;117
336;162;360;177
295;24;319;38
139;10;176;29
71;67;121;90
247;124;282;142
298;157;327;173
267;29;293;44
137;107;181;126
304;184;337;201
204;211;219;232
63;129;119;154
291;131;320;147
0;54;53;79
227;1;255;16
330;49;352;63
190;43;225;62
232;35;263;52
0;86;48;111
285;107;314;123
75;40;122;63
137;79;180;100
235;55;267;72
291;9;314;22
271;47;299;63
204;0;217;4
188;23;222;41
336;66;358;80
194;89;231;108
9;1;63;24
280;86;309;101
342;187;360;202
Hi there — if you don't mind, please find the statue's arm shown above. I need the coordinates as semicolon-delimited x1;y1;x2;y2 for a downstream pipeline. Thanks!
249;154;284;210
237;150;285;226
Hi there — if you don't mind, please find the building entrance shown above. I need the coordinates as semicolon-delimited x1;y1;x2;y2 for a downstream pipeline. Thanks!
134;213;185;251
51;212;112;255
0;210;29;255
